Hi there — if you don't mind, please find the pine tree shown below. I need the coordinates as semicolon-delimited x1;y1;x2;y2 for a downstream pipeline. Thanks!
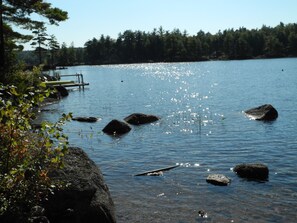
48;35;60;67
30;25;49;65
0;0;68;82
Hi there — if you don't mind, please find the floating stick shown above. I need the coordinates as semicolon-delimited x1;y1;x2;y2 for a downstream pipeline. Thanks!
134;164;180;176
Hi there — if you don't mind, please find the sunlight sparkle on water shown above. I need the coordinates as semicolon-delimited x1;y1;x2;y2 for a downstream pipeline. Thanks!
176;163;200;168
157;193;165;197
53;59;297;223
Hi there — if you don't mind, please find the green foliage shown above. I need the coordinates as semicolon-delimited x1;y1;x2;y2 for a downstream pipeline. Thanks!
81;22;297;65
1;64;42;91
0;0;68;82
17;22;297;67
0;84;71;221
48;35;60;67
57;42;69;65
31;25;49;65
1;0;68;39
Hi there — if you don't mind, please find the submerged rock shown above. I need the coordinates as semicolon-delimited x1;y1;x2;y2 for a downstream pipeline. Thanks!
44;147;116;223
233;163;269;180
124;113;159;125
72;116;99;123
244;104;278;121
102;119;131;135
206;174;231;186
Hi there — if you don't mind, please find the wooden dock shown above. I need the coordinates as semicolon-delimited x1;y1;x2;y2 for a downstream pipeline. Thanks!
43;73;89;89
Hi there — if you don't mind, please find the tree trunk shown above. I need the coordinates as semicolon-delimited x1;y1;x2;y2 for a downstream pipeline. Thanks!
0;0;5;71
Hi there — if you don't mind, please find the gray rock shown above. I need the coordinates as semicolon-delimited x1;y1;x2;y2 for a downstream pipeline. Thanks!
124;113;159;125
233;163;269;180
244;104;278;121
102;119;131;135
206;174;231;186
44;147;116;223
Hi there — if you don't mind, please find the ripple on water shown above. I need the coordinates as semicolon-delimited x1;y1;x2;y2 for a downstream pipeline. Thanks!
42;59;297;223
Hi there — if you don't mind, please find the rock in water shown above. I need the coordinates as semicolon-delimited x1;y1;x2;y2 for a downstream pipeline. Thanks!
72;116;99;122
233;163;269;180
206;174;231;186
124;113;159;125
244;104;278;121
55;85;69;97
45;147;116;223
102;119;131;135
198;210;208;218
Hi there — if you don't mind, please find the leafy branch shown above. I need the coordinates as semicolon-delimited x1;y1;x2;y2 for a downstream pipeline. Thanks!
0;83;71;221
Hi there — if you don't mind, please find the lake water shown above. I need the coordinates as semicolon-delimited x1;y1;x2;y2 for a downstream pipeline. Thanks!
42;58;297;222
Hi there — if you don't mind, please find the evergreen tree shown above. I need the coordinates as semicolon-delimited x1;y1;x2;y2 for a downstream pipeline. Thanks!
48;35;60;67
78;22;297;65
68;42;76;65
30;25;48;65
58;42;69;65
84;38;99;65
0;0;68;82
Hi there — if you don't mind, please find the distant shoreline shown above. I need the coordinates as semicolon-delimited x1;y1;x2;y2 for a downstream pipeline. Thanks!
18;23;297;68
24;55;297;71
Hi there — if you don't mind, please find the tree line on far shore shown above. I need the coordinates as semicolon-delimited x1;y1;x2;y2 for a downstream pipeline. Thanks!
20;22;297;66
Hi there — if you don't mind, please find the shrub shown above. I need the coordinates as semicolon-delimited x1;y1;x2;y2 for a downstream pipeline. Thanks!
7;65;43;92
0;84;71;221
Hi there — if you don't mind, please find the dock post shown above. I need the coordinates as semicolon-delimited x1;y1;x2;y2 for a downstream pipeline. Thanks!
81;73;85;90
77;73;81;90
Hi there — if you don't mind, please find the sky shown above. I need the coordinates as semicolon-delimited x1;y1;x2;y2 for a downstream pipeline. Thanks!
23;0;297;49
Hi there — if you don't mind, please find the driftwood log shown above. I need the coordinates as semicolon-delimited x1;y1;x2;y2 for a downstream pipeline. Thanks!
134;164;180;176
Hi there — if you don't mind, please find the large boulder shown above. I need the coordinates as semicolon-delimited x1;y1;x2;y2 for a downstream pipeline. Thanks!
233;163;269;180
102;119;131;135
44;147;116;223
124;113;159;125
244;104;278;121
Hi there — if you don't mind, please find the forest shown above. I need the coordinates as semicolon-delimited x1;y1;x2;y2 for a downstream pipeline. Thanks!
19;22;297;66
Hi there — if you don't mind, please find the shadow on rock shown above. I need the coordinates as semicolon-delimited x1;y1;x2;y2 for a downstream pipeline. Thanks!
102;119;131;136
124;113;159;125
44;147;116;223
233;163;269;181
244;104;278;121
